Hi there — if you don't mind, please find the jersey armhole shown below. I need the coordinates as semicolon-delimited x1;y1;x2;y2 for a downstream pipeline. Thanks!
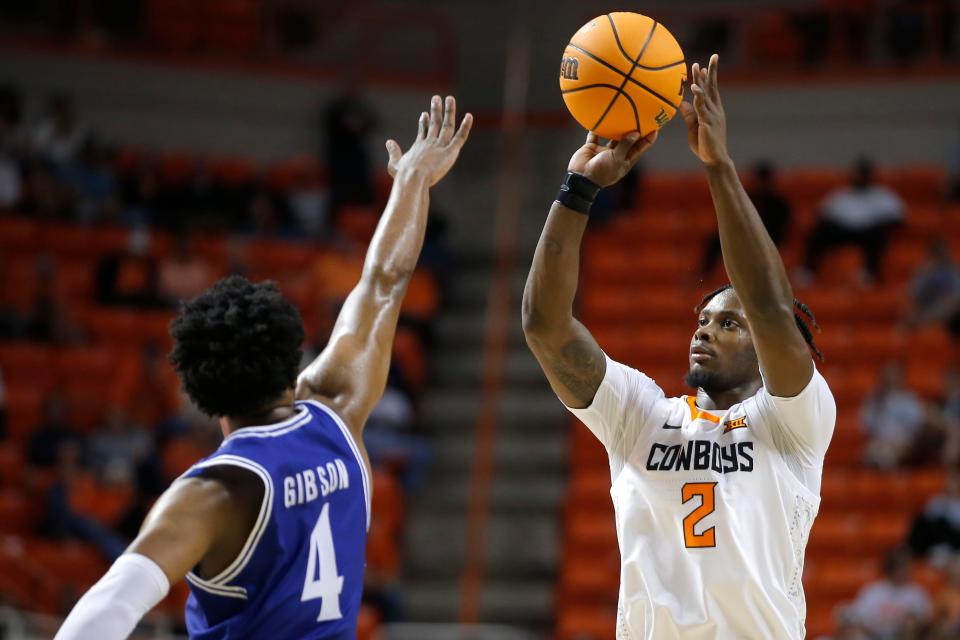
299;399;372;531
183;455;274;598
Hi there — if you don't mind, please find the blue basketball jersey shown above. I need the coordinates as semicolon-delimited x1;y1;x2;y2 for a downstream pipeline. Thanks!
181;399;370;640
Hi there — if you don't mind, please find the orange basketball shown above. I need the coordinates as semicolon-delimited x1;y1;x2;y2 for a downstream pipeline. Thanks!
559;13;687;140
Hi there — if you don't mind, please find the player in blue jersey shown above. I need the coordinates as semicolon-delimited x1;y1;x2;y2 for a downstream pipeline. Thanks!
54;95;472;640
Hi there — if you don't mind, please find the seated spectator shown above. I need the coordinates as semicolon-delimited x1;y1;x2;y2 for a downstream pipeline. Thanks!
903;239;960;340
363;369;431;492
861;362;931;468
158;232;215;304
908;469;960;561
797;157;905;285
40;440;126;563
24;256;84;345
323;87;377;224
31;92;88;165
53;138;117;224
823;607;870;640
884;0;926;64
700;161;791;277
87;407;151;481
849;549;932;638
94;226;163;308
930;556;960;638
26;392;80;468
117;161;160;227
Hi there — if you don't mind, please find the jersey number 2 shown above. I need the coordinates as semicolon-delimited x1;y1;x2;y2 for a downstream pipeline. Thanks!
681;482;717;549
301;503;345;621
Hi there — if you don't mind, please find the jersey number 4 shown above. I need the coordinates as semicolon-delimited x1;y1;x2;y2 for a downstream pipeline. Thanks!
301;503;345;621
681;482;717;549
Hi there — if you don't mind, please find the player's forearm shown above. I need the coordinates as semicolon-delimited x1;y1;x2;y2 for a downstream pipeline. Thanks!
522;202;589;339
707;159;794;317
55;554;169;640
362;167;431;287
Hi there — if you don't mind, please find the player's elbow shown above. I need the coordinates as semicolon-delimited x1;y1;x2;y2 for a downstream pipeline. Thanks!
521;292;547;338
365;263;414;293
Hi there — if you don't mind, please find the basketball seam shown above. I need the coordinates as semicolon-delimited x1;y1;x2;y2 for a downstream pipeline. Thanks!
561;83;628;95
568;44;684;73
561;84;641;133
591;19;658;134
605;13;638;67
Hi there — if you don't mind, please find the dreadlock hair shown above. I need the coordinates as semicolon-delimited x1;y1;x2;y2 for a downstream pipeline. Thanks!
695;284;823;362
169;275;305;417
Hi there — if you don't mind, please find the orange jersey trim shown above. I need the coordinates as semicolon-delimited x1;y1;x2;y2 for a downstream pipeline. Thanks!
686;396;721;424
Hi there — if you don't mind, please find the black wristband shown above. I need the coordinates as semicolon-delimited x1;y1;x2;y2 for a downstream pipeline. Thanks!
556;172;602;215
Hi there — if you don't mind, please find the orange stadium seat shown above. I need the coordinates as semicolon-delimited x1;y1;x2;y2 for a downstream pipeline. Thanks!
556;606;618;640
202;0;262;54
146;0;201;51
4;386;44;444
356;604;381;640
26;540;107;597
0;443;26;489
264;156;325;192
75;307;176;348
210;156;255;188
40;224;131;260
0;217;40;253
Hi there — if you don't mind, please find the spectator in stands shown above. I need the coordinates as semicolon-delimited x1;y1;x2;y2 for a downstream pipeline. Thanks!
0;85;22;211
884;0;926;63
363;368;432;492
849;549;932;638
861;361;930;468
322;87;377;224
26;392;80;468
590;162;644;225
158;232;215;304
32;92;88;165
903;239;960;340
0;84;23;147
53;138;117;224
797;157;905;286
40;440;126;562
930;555;960;638
24;255;84;345
824;607;870;640
117;161;160;227
87;407;151;481
908;469;960;562
941;368;960;466
700;161;791;277
94;226;163;308
19;158;74;220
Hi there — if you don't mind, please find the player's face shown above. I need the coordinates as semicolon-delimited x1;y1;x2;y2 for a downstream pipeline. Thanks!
685;289;759;393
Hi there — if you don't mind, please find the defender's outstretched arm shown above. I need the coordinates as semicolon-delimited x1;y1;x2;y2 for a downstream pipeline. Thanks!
297;96;472;436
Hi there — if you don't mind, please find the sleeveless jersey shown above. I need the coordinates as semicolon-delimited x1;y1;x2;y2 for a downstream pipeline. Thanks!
181;399;370;640
567;355;835;640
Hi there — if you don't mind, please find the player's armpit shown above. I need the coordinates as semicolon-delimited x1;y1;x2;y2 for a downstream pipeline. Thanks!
127;475;241;585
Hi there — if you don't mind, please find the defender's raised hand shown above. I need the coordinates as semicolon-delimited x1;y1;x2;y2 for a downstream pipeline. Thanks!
567;130;657;188
386;95;473;186
680;54;730;167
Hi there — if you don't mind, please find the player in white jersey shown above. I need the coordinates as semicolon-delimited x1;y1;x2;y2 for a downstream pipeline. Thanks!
522;55;835;639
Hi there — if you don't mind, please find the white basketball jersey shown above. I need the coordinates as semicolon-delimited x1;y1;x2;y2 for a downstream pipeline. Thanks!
567;355;836;640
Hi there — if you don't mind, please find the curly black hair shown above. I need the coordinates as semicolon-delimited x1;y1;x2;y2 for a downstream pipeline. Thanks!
169;275;305;417
696;284;823;361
